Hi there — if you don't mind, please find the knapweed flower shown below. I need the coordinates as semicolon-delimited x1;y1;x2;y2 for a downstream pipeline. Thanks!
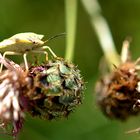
96;41;140;120
25;57;84;120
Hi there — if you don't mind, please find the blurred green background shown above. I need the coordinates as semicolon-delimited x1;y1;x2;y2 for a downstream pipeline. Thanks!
0;0;140;140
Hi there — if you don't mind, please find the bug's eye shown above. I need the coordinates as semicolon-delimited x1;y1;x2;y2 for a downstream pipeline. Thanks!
27;38;36;44
32;41;36;44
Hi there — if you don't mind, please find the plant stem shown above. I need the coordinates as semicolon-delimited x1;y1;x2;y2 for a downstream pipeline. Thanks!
82;0;121;70
65;0;78;61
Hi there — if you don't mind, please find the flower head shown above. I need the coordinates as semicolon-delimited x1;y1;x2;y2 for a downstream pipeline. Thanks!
25;57;84;120
0;54;29;137
96;62;140;120
96;41;140;120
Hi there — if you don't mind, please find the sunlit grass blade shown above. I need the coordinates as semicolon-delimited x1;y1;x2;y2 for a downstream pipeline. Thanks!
65;0;78;61
82;0;121;70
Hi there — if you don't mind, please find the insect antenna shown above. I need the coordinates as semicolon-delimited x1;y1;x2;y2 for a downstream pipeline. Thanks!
44;33;66;44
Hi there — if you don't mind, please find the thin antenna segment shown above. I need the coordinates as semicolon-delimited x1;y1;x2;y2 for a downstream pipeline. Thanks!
44;33;66;44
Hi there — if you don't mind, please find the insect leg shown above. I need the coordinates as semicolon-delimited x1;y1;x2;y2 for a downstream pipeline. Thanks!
31;50;48;61
23;53;29;71
40;46;57;58
0;51;21;72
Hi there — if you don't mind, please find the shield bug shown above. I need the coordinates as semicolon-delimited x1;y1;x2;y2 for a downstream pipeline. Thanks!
0;32;65;71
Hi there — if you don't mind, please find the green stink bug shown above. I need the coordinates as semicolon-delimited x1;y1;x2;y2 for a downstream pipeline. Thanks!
0;32;63;71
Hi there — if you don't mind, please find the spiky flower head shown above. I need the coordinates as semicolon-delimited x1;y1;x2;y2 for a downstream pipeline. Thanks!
25;57;84;120
96;41;140;120
96;62;140;120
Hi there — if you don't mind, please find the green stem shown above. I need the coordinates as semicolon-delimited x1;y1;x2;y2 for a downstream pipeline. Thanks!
82;0;121;70
65;0;78;61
